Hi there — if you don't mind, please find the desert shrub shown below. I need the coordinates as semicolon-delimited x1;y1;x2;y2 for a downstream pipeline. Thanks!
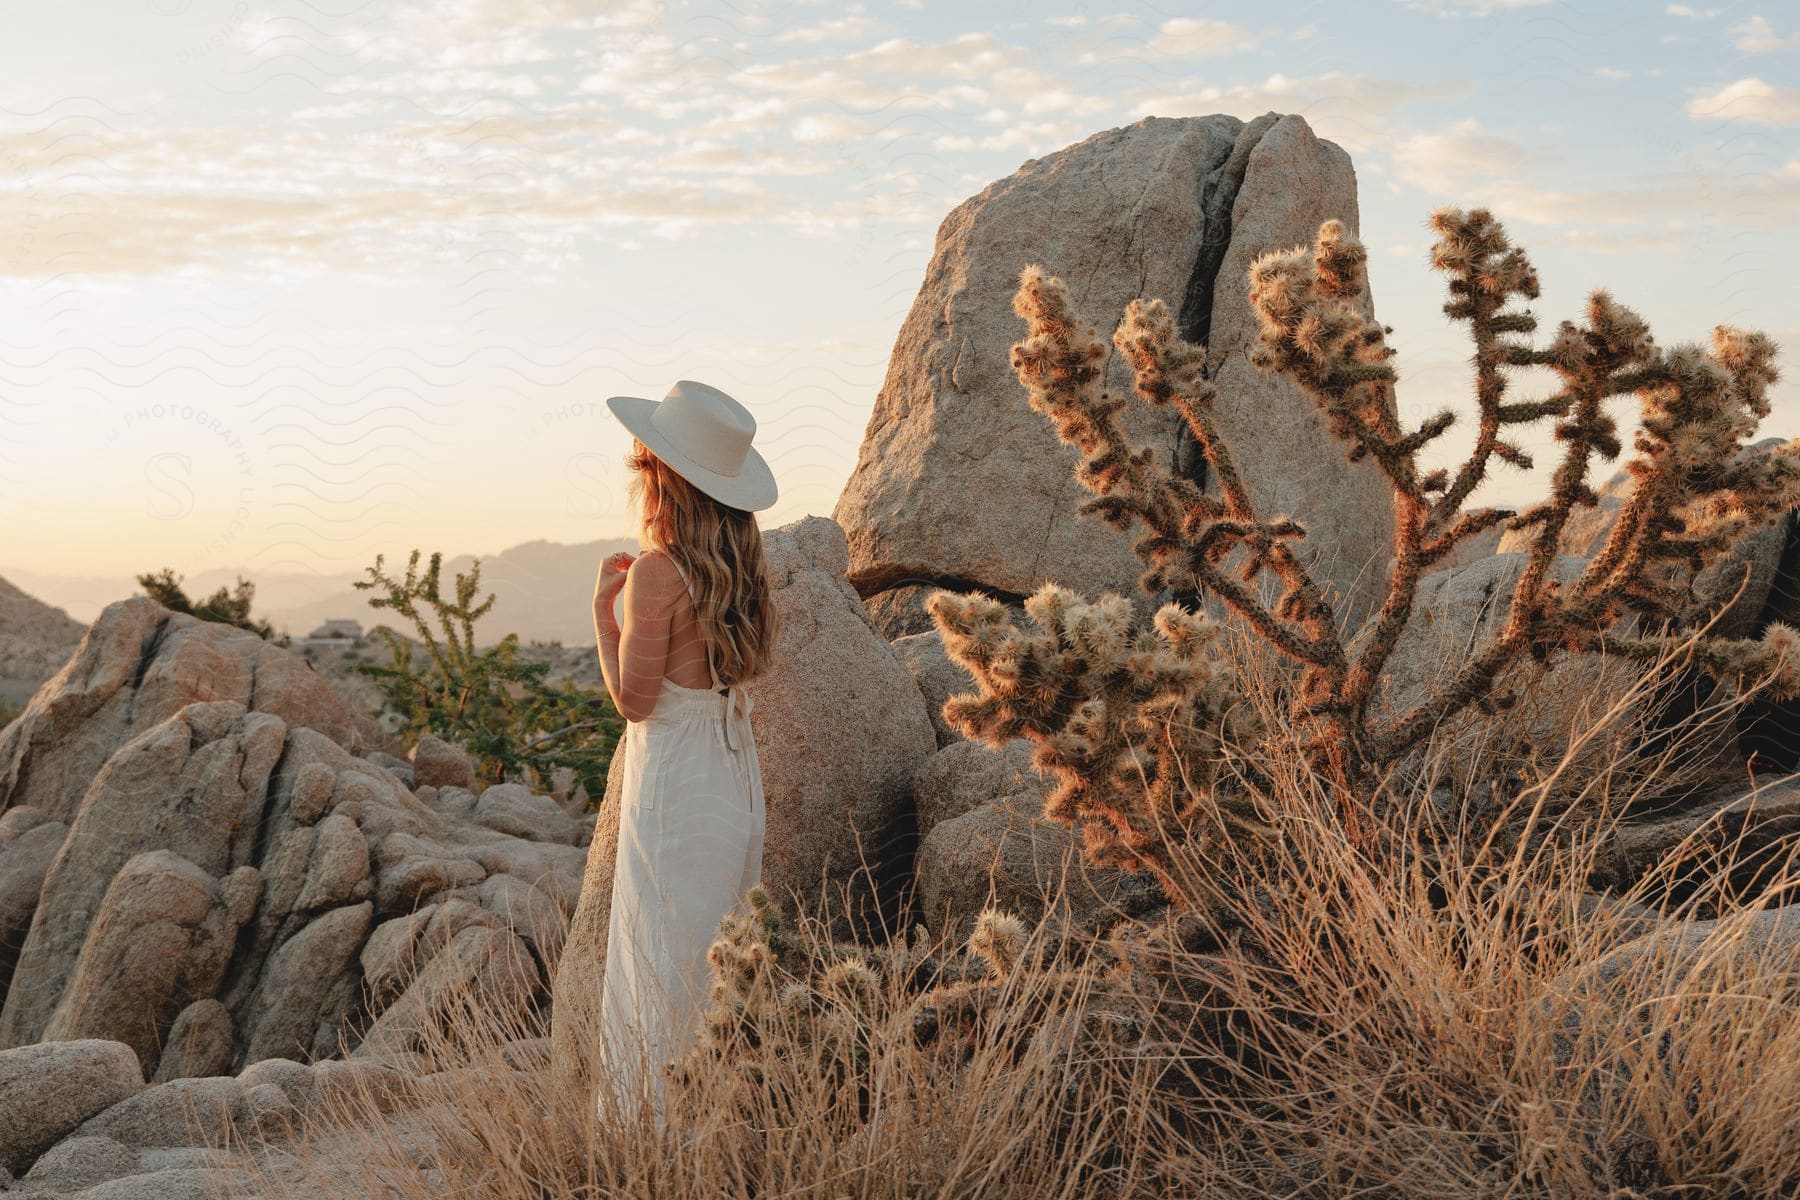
0;695;24;731
137;566;277;639
352;548;622;802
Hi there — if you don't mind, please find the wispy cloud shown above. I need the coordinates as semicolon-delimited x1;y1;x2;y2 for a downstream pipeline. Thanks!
1401;0;1554;15
1731;15;1800;52
1134;73;1473;153
1389;118;1534;192
1687;77;1800;125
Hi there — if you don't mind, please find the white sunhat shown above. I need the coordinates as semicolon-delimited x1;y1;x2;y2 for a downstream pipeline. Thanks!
605;379;778;512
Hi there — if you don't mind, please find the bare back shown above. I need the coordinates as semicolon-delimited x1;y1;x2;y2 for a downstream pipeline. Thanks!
645;549;717;691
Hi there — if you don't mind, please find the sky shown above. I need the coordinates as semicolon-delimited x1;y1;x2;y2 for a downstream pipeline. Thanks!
1;0;1797;589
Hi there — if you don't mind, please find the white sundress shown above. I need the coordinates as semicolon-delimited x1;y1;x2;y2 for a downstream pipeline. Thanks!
596;568;767;1123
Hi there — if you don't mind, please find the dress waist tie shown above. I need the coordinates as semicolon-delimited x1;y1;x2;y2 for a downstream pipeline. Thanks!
720;683;760;811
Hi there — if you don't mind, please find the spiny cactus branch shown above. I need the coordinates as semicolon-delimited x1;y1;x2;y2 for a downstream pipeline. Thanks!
933;204;1800;860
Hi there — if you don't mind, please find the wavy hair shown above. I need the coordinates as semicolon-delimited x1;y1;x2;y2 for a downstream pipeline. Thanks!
625;438;780;686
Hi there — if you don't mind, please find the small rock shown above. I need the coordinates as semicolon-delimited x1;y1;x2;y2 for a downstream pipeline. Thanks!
152;999;236;1083
75;1076;244;1149
477;873;570;964
410;734;476;792
19;1134;137;1191
372;832;487;912
363;750;416;788
73;1165;262;1200
474;783;583;846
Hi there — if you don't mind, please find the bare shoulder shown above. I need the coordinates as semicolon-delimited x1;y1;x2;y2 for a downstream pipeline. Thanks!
624;550;684;601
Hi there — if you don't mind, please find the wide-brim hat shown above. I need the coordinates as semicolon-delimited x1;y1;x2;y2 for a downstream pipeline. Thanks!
605;379;778;512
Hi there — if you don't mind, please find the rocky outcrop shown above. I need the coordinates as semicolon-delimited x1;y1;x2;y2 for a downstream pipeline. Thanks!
0;597;591;1085
0;1036;467;1194
550;515;937;1093
834;113;1395;640
0;596;380;825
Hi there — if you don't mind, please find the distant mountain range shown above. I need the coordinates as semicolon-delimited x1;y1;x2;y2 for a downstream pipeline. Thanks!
0;575;87;704
1;536;641;650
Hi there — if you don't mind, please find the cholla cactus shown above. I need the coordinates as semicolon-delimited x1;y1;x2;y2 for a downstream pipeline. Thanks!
967;906;1030;980
934;205;1800;846
670;887;1136;1104
928;582;1262;899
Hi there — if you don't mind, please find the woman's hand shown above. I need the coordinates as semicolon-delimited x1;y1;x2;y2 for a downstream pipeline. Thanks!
595;551;636;616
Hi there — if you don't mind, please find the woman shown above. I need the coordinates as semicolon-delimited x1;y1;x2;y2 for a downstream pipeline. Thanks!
590;379;780;1123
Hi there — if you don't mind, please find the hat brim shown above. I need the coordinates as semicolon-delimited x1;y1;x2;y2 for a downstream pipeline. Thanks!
605;394;779;512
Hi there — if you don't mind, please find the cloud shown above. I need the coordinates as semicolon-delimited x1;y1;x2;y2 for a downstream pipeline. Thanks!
1665;4;1720;17
1401;0;1554;13
773;13;883;45
1134;73;1474;153
1687;77;1800;125
788;114;871;143
1389;118;1534;192
1468;166;1800;234
1142;18;1260;58
1731;16;1800;52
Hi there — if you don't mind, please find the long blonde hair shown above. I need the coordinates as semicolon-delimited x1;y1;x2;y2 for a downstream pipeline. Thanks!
625;438;780;686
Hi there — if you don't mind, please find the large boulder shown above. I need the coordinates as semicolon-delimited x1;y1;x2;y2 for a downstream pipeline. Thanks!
551;515;937;1093
834;112;1394;638
0;597;594;1080
912;739;1040;841
37;850;260;1071
913;794;1163;946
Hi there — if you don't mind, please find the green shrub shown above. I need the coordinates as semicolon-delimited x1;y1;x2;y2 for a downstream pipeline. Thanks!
137;567;276;639
352;548;622;804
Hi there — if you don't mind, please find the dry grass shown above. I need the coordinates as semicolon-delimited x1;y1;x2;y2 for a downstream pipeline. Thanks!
205;649;1800;1199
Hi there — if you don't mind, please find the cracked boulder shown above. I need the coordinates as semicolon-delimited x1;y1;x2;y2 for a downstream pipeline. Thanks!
834;112;1395;637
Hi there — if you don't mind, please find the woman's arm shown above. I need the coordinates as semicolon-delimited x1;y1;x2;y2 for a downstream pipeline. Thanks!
595;551;682;722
